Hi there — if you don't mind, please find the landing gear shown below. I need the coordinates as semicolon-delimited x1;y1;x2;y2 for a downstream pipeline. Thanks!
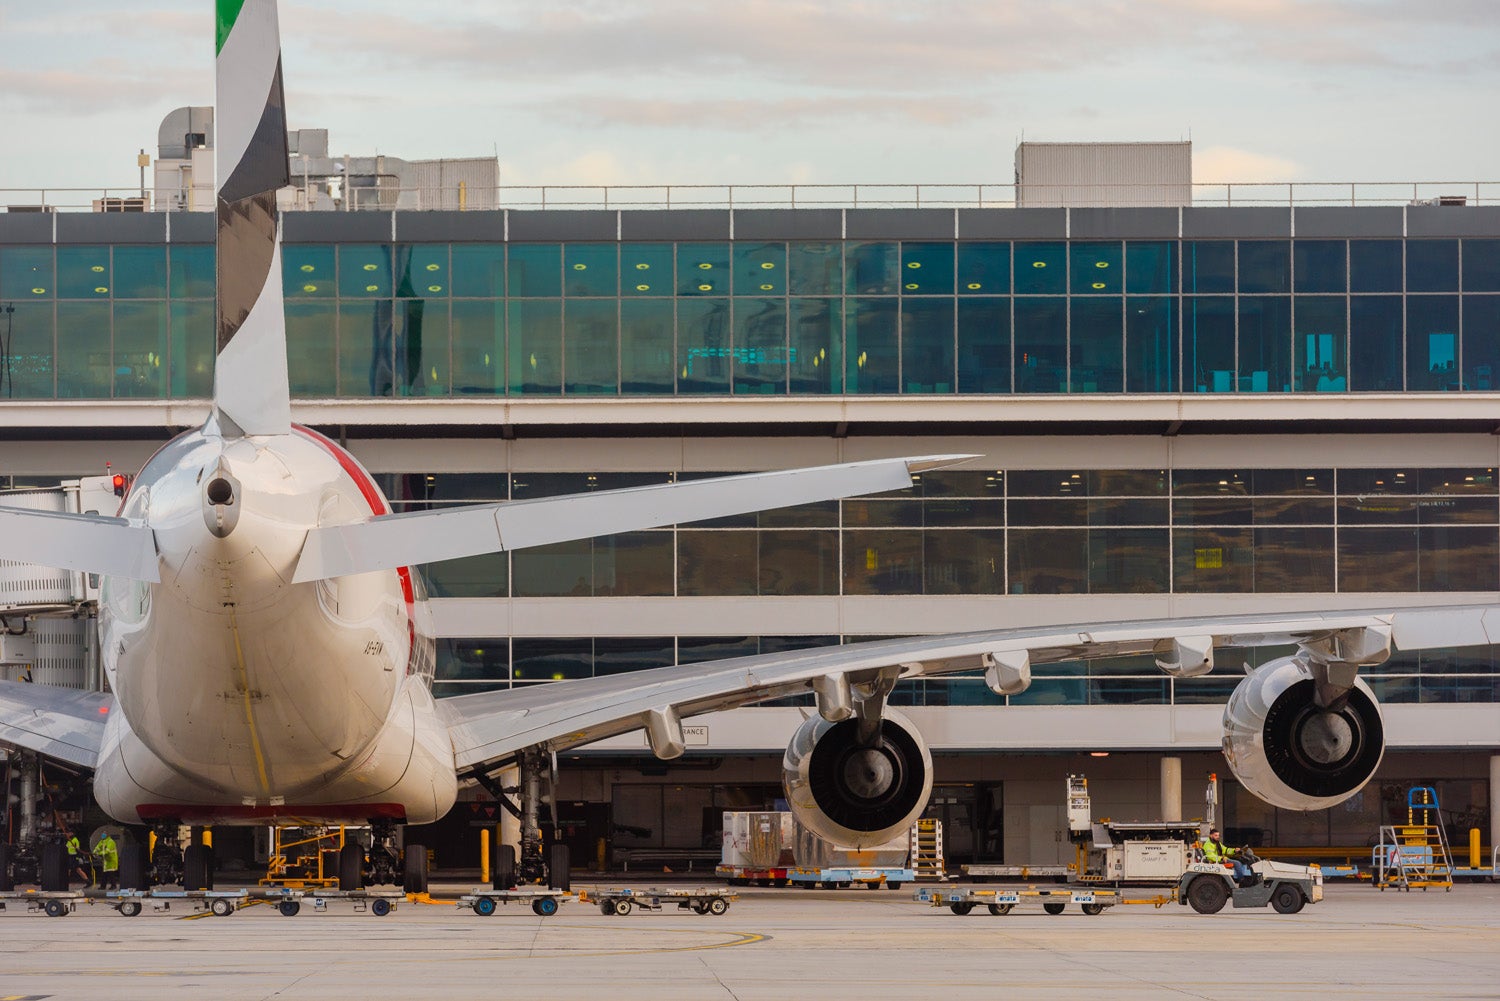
147;824;184;887
366;820;402;887
339;842;364;891
403;843;429;894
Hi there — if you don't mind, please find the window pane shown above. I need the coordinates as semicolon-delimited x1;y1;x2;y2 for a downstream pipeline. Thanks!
1185;241;1235;293
1406;296;1460;390
1407;240;1458;292
957;298;1009;392
112;246;166;299
620;298;675;394
925;499;1005;527
451;299;503;395
1238;241;1290;293
55;302;111;397
338;300;395;396
168;245;215;300
733;298;787;394
1126;296;1177;392
846;297;899;393
397;244;448;298
513;540;591;596
957;242;1010;295
437;639;510;682
843;529;923;594
595;532;673;596
1088;528;1168;593
111;301;167;397
760;530;838;595
512;638;592;681
1420;525;1498;591
338;245;392;298
424;553;508;598
1093;469;1168;495
679;531;755;596
677;298;731;393
1174;526;1253;592
56;246;111;299
507;299;562;394
1254;527;1334;592
847;242;898;294
900;242;954;295
399;300;448;396
564;243;618;297
508;244;561;298
734;242;785;296
678;242;730;296
1070;297;1123;392
1172;468;1250;496
1294;240;1346;293
0;247;54;299
1462;295;1500;391
1014;242;1065;294
621;243;674;296
593;637;677;676
789;298;841;393
1349;296;1402;390
563;299;618;394
172;298;215;397
1013;297;1066;393
1339;527;1418;591
759;499;839;528
844;499;922;527
1125;241;1176;295
787;242;841;295
1462;239;1500;292
1010;469;1089;496
1293;297;1347;391
1184;296;1235;392
1071;242;1121;295
1089;497;1169;525
902;299;954;392
1009;498;1087;527
926;529;1004;594
1174;497;1253;525
3;301;54;397
1238;296;1290;392
1347;240;1401;293
1254;496;1334;525
286;302;336;395
1008;529;1087;594
284;244;334;297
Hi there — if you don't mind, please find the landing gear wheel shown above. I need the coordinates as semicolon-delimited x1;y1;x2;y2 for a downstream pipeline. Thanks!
1187;875;1229;915
339;843;363;892
612;898;633;916
474;896;497;916
209;897;233;917
707;897;729;916
599;900;616;915
494;844;516;891
987;903;1014;915
402;843;428;895
183;845;209;892
1043;902;1066;915
1270;885;1305;914
118;900;141;918
371;897;392;917
40;841;67;892
43;898;67;917
278;900;301;917
949;902;974;915
0;844;12;892
1081;902;1106;916
119;843;149;891
532;896;559;917
548;844;570;892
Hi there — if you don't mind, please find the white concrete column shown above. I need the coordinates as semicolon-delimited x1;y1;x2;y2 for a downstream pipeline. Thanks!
1160;757;1183;823
1491;756;1500;855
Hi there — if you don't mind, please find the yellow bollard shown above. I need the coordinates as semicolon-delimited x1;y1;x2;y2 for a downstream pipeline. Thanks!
149;831;156;859
480;829;491;884
1471;827;1482;869
203;829;212;848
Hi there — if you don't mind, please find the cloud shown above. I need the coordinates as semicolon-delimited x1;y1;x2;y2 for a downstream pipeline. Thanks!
1194;146;1302;184
517;94;988;131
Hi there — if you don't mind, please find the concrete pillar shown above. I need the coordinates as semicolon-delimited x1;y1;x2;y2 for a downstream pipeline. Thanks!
1160;757;1183;823
1490;755;1500;855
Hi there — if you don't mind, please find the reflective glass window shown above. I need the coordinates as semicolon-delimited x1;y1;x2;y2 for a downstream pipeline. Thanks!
844;499;923;527
760;530;838;595
957;299;1009;392
926;529;1004;594
1092;469;1167;495
338;300;394;397
1071;243;1121;295
1407;240;1459;292
900;243;954;295
1070;297;1123;392
1462;239;1500;292
593;637;677;676
1254;527;1335;592
507;299;562;394
168;299;213;398
1294;240;1346;293
789;298;841;393
1088;528;1168;593
564;243;618;297
760;499;839;528
787;242;841;295
1406;296;1460;390
55;302;111;397
1126;241;1176;295
563;299;618;394
1238;241;1290;294
620;243;674;297
399;300;448;396
1172;469;1250;496
1008;529;1087;594
1337;467;1418;497
733;299;787;394
1350;240;1402;293
678;636;759;663
437;639;510;682
3;301;54;397
1010;469;1089;496
1253;496;1334;525
112;246;166;299
679;531;756;596
677;298;731;393
846;242;898;294
168;245;215;299
1013;297;1065;393
1009;498;1087;527
450;299;504;394
1014;242;1065;294
902;299;954;392
111;301;167;397
285;302;336;395
450;244;504;297
338;244;392;298
957;242;1010;295
284;244;335;297
424;553;508;598
506;243;559;298
620;298;674;394
1462;295;1500;391
843;529;922;594
1421;526;1499;592
1174;526;1252;592
1339;527;1418;591
1184;296;1235;392
1088;497;1168;525
512;637;592;681
1238;296;1290;392
0;247;53;298
923;470;1004;497
397;244;448;298
1253;468;1332;494
56;246;111;298
1184;241;1235;293
512;540;591;597
595;532;674;596
1418;496;1497;525
1293;297;1347;391
925;499;1006;527
678;242;730;296
1349;296;1403;390
845;298;898;393
1174;497;1253;525
1126;296;1177;392
735;243;785;296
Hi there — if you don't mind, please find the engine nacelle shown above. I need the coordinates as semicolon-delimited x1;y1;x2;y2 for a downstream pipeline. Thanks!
1222;655;1385;811
782;708;932;848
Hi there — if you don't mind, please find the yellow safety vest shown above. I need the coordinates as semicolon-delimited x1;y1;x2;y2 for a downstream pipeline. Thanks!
96;837;119;872
1200;839;1232;863
66;836;80;857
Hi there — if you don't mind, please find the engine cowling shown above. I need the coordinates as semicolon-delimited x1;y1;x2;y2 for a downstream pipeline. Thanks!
782;708;932;848
1222;655;1385;811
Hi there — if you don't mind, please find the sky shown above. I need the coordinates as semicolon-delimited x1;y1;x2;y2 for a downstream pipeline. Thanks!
3;0;1498;196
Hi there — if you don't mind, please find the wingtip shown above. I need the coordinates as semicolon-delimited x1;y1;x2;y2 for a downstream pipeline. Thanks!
904;454;981;474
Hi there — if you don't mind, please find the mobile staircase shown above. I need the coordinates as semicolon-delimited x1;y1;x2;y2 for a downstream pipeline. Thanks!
1374;787;1454;892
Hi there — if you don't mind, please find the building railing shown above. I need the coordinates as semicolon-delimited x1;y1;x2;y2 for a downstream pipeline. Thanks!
4;181;1499;214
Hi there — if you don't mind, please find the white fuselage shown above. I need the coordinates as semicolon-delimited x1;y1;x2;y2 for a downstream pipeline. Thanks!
90;421;458;826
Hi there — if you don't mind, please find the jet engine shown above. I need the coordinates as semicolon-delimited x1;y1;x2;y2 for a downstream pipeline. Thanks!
782;708;932;848
1222;655;1384;811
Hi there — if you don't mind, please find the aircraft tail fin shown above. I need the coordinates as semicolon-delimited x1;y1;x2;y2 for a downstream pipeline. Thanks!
213;0;292;436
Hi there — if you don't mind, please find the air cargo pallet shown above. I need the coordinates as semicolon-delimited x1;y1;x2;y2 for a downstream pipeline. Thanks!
916;885;1117;916
269;887;404;917
579;886;735;916
108;888;250;917
716;864;790;887
788;866;915;889
456;886;570;916
0;889;85;917
961;864;1072;883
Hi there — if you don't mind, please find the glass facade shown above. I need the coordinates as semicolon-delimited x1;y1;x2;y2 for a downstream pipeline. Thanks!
5;236;1500;399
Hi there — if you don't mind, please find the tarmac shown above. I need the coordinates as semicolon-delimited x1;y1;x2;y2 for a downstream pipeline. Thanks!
0;880;1497;1000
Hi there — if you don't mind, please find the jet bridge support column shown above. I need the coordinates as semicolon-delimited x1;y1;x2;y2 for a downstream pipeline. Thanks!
1160;757;1182;823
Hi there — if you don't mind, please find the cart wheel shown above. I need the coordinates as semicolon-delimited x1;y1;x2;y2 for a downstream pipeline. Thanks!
987;903;1013;915
1186;875;1229;915
371;897;392;917
44;899;67;918
1043;902;1066;915
210;897;234;917
886;882;903;890
532;896;559;917
474;896;497;917
708;897;729;916
949;902;974;915
599;900;616;915
278;900;301;917
820;881;836;890
1081;903;1106;916
119;900;142;918
612;899;632;916
692;902;709;914
1270;885;1305;915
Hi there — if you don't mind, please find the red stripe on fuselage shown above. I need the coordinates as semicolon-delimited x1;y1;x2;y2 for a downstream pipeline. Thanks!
137;802;406;823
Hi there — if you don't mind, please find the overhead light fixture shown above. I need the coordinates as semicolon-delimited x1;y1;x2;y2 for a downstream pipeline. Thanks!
1089;751;1110;757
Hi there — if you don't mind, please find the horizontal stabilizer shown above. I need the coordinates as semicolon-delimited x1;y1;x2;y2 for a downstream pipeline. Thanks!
0;507;159;583
293;454;974;583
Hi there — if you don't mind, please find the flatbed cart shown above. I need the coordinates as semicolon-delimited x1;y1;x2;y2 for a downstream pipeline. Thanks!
455;886;570;916
108;888;250;917
579;887;736;916
788;866;916;889
269;887;404;917
915;885;1117;916
0;889;85;917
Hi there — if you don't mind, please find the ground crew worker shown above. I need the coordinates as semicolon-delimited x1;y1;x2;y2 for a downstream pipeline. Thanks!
64;830;89;886
95;832;119;890
1200;828;1252;883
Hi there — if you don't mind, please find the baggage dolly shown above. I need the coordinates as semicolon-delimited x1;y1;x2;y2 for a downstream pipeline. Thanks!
0;889;85;917
107;888;250;917
455;886;570;917
580;886;736;916
915;885;1117;916
269;887;404;917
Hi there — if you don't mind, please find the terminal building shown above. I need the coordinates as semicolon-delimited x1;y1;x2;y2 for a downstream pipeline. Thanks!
1;130;1497;869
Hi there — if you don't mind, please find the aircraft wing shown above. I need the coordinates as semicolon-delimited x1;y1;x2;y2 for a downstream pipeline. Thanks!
0;506;159;583
293;454;969;583
0;681;115;769
438;603;1498;768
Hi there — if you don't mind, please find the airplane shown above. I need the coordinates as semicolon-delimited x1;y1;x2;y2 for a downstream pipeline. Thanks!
0;0;1479;892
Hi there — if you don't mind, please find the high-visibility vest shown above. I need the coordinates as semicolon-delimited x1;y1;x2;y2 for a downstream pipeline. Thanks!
1200;838;1232;863
96;836;119;872
66;836;80;857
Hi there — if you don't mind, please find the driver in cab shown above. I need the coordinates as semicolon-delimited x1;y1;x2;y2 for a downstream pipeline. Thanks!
1200;828;1254;885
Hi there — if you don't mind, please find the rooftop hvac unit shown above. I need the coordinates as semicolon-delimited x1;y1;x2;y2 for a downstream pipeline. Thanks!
93;197;148;213
1411;196;1469;207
